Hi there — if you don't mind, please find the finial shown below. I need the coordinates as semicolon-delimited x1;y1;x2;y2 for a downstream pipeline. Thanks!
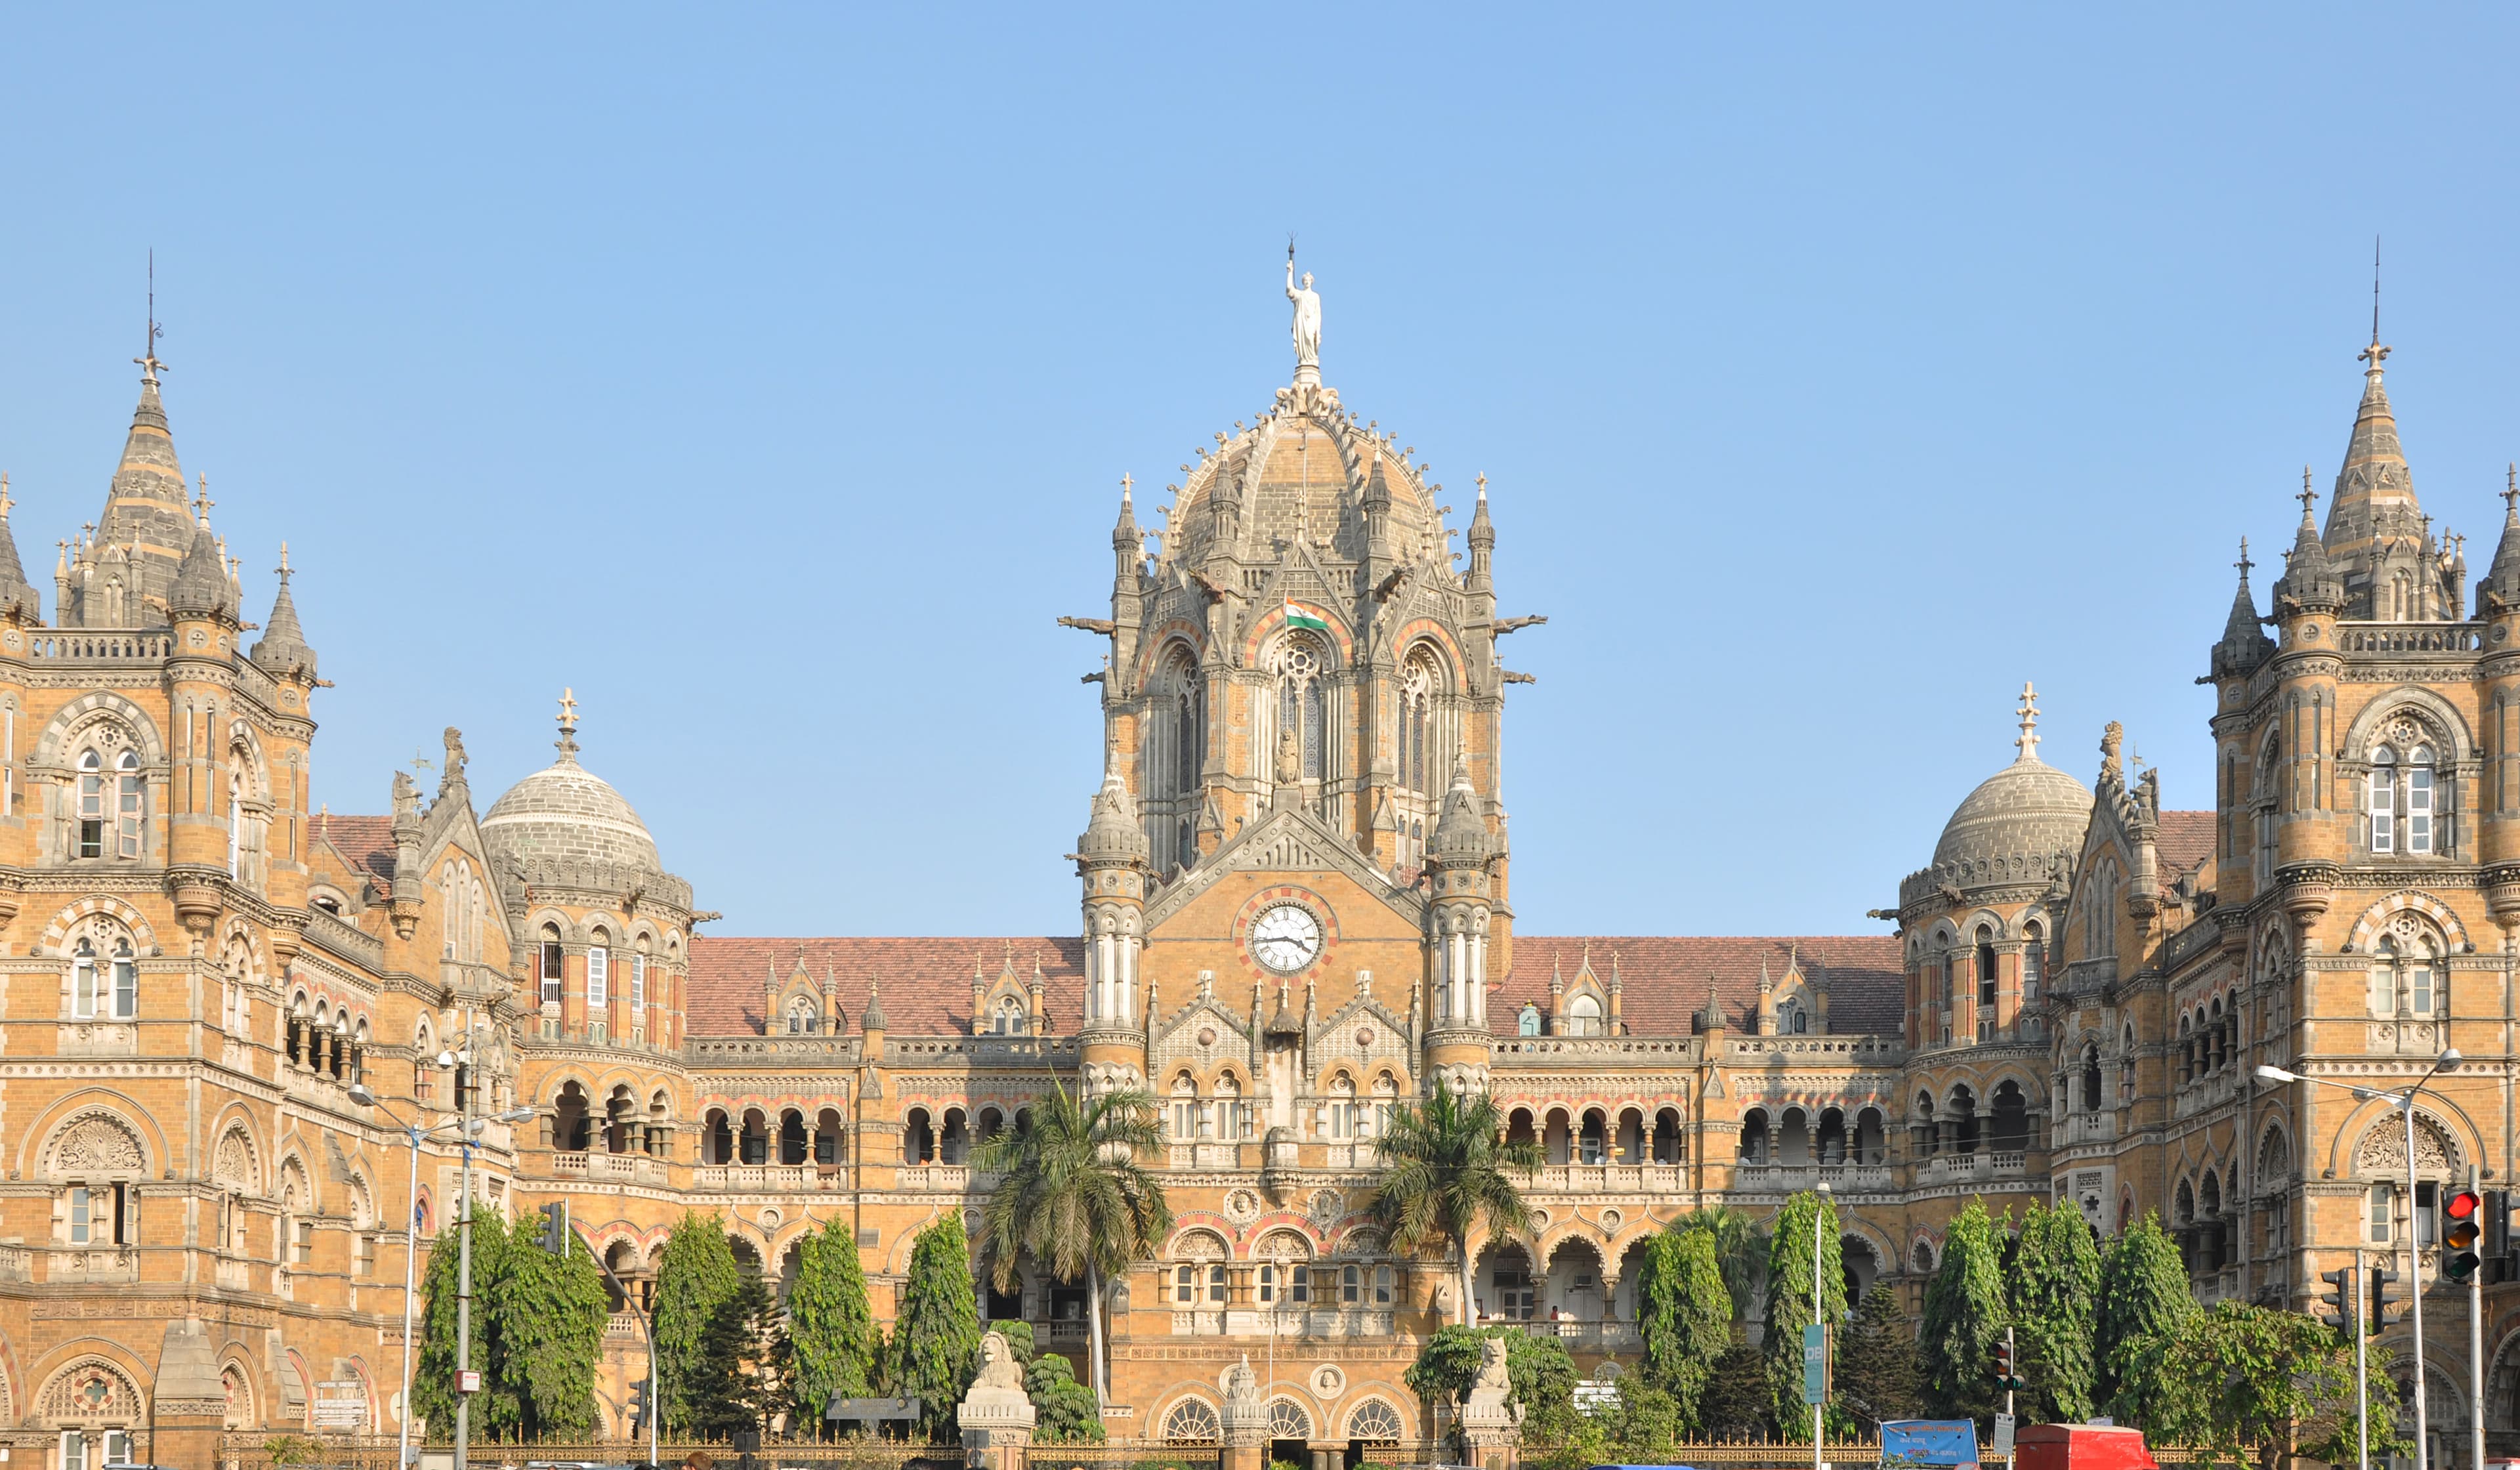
192;474;214;526
2235;537;2252;579
1475;471;1487;501
555;686;580;761
1120;472;1133;507
0;472;10;519
2360;242;2391;376
2506;465;2517;518
2015;681;2041;763
133;249;166;383
276;541;291;579
2299;467;2318;520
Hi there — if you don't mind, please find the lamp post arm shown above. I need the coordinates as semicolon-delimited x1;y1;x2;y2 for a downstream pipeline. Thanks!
571;1223;662;1468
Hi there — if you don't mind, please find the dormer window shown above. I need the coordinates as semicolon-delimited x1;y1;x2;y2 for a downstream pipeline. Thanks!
785;998;818;1035
1566;993;1603;1037
1518;1005;1540;1037
990;996;1027;1035
1784;1003;1807;1034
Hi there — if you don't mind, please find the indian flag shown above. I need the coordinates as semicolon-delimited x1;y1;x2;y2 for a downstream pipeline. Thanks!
1284;601;1330;633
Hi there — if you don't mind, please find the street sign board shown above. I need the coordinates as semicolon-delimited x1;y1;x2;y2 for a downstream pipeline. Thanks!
1803;1323;1827;1404
314;1381;366;1430
1992;1413;2017;1456
824;1396;920;1423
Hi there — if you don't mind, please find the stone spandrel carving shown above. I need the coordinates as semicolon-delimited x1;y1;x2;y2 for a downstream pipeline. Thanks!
38;1359;136;1425
2355;1114;2457;1175
47;1114;142;1176
213;1130;255;1192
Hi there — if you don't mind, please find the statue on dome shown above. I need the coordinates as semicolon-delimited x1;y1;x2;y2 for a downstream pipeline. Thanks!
1286;248;1321;372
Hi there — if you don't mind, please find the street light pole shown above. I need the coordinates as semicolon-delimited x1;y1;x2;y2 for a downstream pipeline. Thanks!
2257;1049;2461;1470
1813;1180;1829;1470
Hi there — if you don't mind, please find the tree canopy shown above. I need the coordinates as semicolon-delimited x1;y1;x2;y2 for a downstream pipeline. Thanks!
890;1217;985;1440
2094;1210;2198;1423
1760;1190;1850;1437
652;1212;745;1436
684;1265;791;1440
1371;1089;1542;1326
2130;1301;2404;1470
788;1217;881;1429
1834;1282;1922;1427
1919;1198;2007;1423
2007;1200;2101;1423
1404;1324;1580;1445
1632;1224;1732;1431
411;1206;608;1440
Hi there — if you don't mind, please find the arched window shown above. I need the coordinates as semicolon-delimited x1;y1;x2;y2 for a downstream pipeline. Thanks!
2023;922;2045;999
1786;1003;1807;1034
1326;1075;1357;1139
586;933;610;1011
1402;650;1442;796
1160;1398;1220;1446
76;750;104;858
1975;927;1998;1008
2080;1044;2102;1111
1272;635;1328;784
2408;745;2435;852
991;995;1027;1035
1567;993;1603;1037
1174;660;1204;797
785;998;818;1035
2370;747;2397;852
70;938;99;1018
539;925;563;1006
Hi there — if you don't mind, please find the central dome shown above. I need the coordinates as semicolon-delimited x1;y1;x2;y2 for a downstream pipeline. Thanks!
482;755;662;876
1933;757;2093;870
1159;388;1446;569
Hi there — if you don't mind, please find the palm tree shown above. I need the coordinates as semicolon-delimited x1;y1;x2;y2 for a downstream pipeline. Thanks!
1370;1087;1544;1327
973;1080;1171;1410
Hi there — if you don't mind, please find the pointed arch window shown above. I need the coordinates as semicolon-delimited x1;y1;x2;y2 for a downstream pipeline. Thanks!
990;995;1027;1035
586;939;609;1009
1272;636;1328;784
539;926;563;1006
1975;926;1998;1008
1566;993;1603;1037
785;998;818;1035
2370;748;2397;852
2023;922;2045;999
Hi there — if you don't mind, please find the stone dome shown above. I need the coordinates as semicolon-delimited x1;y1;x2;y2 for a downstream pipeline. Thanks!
481;754;663;877
1932;755;2093;871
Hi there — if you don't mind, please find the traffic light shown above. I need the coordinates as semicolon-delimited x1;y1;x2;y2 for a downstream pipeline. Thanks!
2319;1267;2355;1332
2370;1266;2403;1334
538;1200;570;1257
2445;1189;2483;1282
627;1379;650;1433
1989;1337;2019;1390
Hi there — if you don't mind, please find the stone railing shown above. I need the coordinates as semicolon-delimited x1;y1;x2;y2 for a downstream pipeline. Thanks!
687;1035;863;1064
1512;1320;1641;1348
0;1246;31;1283
1728;1035;1907;1061
2336;621;2484;654
1168;1143;1244;1169
2061;1111;2116;1145
898;1165;973;1192
551;1151;667;1185
47;1246;138;1283
1732;1163;1894;1193
1524;1163;1688;1193
1493;1036;1700;1060
22;632;173;662
691;1164;835;1192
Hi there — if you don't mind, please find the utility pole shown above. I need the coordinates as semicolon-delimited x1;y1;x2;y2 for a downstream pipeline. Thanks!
453;1025;478;1470
2355;1250;2369;1470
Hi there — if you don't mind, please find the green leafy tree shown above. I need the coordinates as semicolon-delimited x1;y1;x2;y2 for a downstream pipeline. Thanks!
1670;1204;1771;1320
1696;1342;1774;1440
1025;1353;1108;1444
788;1217;881;1429
652;1212;744;1435
891;1217;985;1440
2094;1210;2196;1423
2130;1303;2405;1470
686;1265;792;1440
975;1082;1170;1410
1760;1190;1849;1437
2006;1200;2101;1423
1403;1325;1580;1446
1370;1088;1544;1327
411;1207;607;1440
1633;1225;1732;1430
1919;1198;2007;1423
1834;1283;1922;1427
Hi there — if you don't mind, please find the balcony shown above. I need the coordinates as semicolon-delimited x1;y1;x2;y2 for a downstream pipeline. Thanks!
898;1165;978;1192
692;1164;824;1191
551;1151;668;1185
1508;1319;1641;1349
1731;1163;1894;1193
1168;1143;1244;1170
1525;1164;1689;1194
2061;1112;2116;1146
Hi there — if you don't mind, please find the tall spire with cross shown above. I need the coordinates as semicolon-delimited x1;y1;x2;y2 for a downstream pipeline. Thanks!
2013;682;2043;765
2481;463;2520;615
85;252;198;627
555;687;581;763
2214;536;2273;677
250;540;318;679
2321;247;2439;616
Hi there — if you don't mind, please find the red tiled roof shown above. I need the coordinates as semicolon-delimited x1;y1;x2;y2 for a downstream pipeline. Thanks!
688;933;1906;1040
1498;935;1903;1037
2155;810;2215;885
688;936;1085;1038
314;813;396;884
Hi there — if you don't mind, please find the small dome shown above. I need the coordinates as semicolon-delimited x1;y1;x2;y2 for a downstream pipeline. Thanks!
482;757;662;876
1933;757;2093;871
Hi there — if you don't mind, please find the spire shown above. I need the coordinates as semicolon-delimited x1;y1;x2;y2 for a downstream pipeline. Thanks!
1466;471;1495;592
89;260;195;627
2320;309;2431;616
2013;681;2044;765
2275;468;2345;614
167;493;230;618
862;981;886;1033
2481;465;2520;614
2212;537;2273;677
1078;735;1151;863
1427;755;1490;864
249;541;317;676
555;687;581;765
0;475;37;622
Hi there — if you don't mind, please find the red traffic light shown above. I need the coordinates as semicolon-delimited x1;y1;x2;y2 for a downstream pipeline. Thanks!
2447;1189;2481;1221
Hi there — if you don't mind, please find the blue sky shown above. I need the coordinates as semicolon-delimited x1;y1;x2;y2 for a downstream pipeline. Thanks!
2;7;2517;938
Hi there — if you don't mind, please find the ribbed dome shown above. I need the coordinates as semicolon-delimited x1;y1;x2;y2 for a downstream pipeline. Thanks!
1932;757;2092;870
481;759;662;875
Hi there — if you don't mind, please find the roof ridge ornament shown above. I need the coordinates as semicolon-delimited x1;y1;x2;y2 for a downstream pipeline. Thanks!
2014;681;2042;765
555;686;581;764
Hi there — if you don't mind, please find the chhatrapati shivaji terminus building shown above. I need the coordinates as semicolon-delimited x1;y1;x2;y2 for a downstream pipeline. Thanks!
0;275;2511;1470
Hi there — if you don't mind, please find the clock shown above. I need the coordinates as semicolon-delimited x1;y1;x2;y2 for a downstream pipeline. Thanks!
1249;904;1322;973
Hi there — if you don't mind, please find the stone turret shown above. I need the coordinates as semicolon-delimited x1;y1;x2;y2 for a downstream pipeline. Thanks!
0;478;41;623
251;543;316;678
1077;747;1148;1091
1423;758;1494;1093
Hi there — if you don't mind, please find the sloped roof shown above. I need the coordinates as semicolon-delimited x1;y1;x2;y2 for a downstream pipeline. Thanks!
314;812;396;884
686;932;1906;1040
2155;810;2215;885
1497;935;1904;1037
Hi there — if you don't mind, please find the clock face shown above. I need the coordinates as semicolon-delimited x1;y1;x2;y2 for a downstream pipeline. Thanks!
1250;904;1323;973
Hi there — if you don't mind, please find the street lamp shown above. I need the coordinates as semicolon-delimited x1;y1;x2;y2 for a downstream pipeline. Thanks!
349;1075;535;1470
2256;1049;2460;1470
1813;1179;1830;1470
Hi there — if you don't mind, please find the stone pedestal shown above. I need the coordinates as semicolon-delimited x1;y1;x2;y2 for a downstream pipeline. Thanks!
957;1332;1035;1470
1459;1339;1520;1470
1221;1354;1267;1470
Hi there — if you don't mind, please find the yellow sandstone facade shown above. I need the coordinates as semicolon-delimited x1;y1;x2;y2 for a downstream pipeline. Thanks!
0;303;2512;1470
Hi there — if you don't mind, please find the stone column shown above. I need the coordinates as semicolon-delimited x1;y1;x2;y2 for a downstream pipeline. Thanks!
957;1331;1035;1470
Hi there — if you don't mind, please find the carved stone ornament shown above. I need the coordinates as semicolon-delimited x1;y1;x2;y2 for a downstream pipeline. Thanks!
47;1113;143;1177
214;1130;255;1192
1307;1188;1345;1226
2356;1114;2457;1176
39;1360;137;1425
1225;1188;1262;1223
